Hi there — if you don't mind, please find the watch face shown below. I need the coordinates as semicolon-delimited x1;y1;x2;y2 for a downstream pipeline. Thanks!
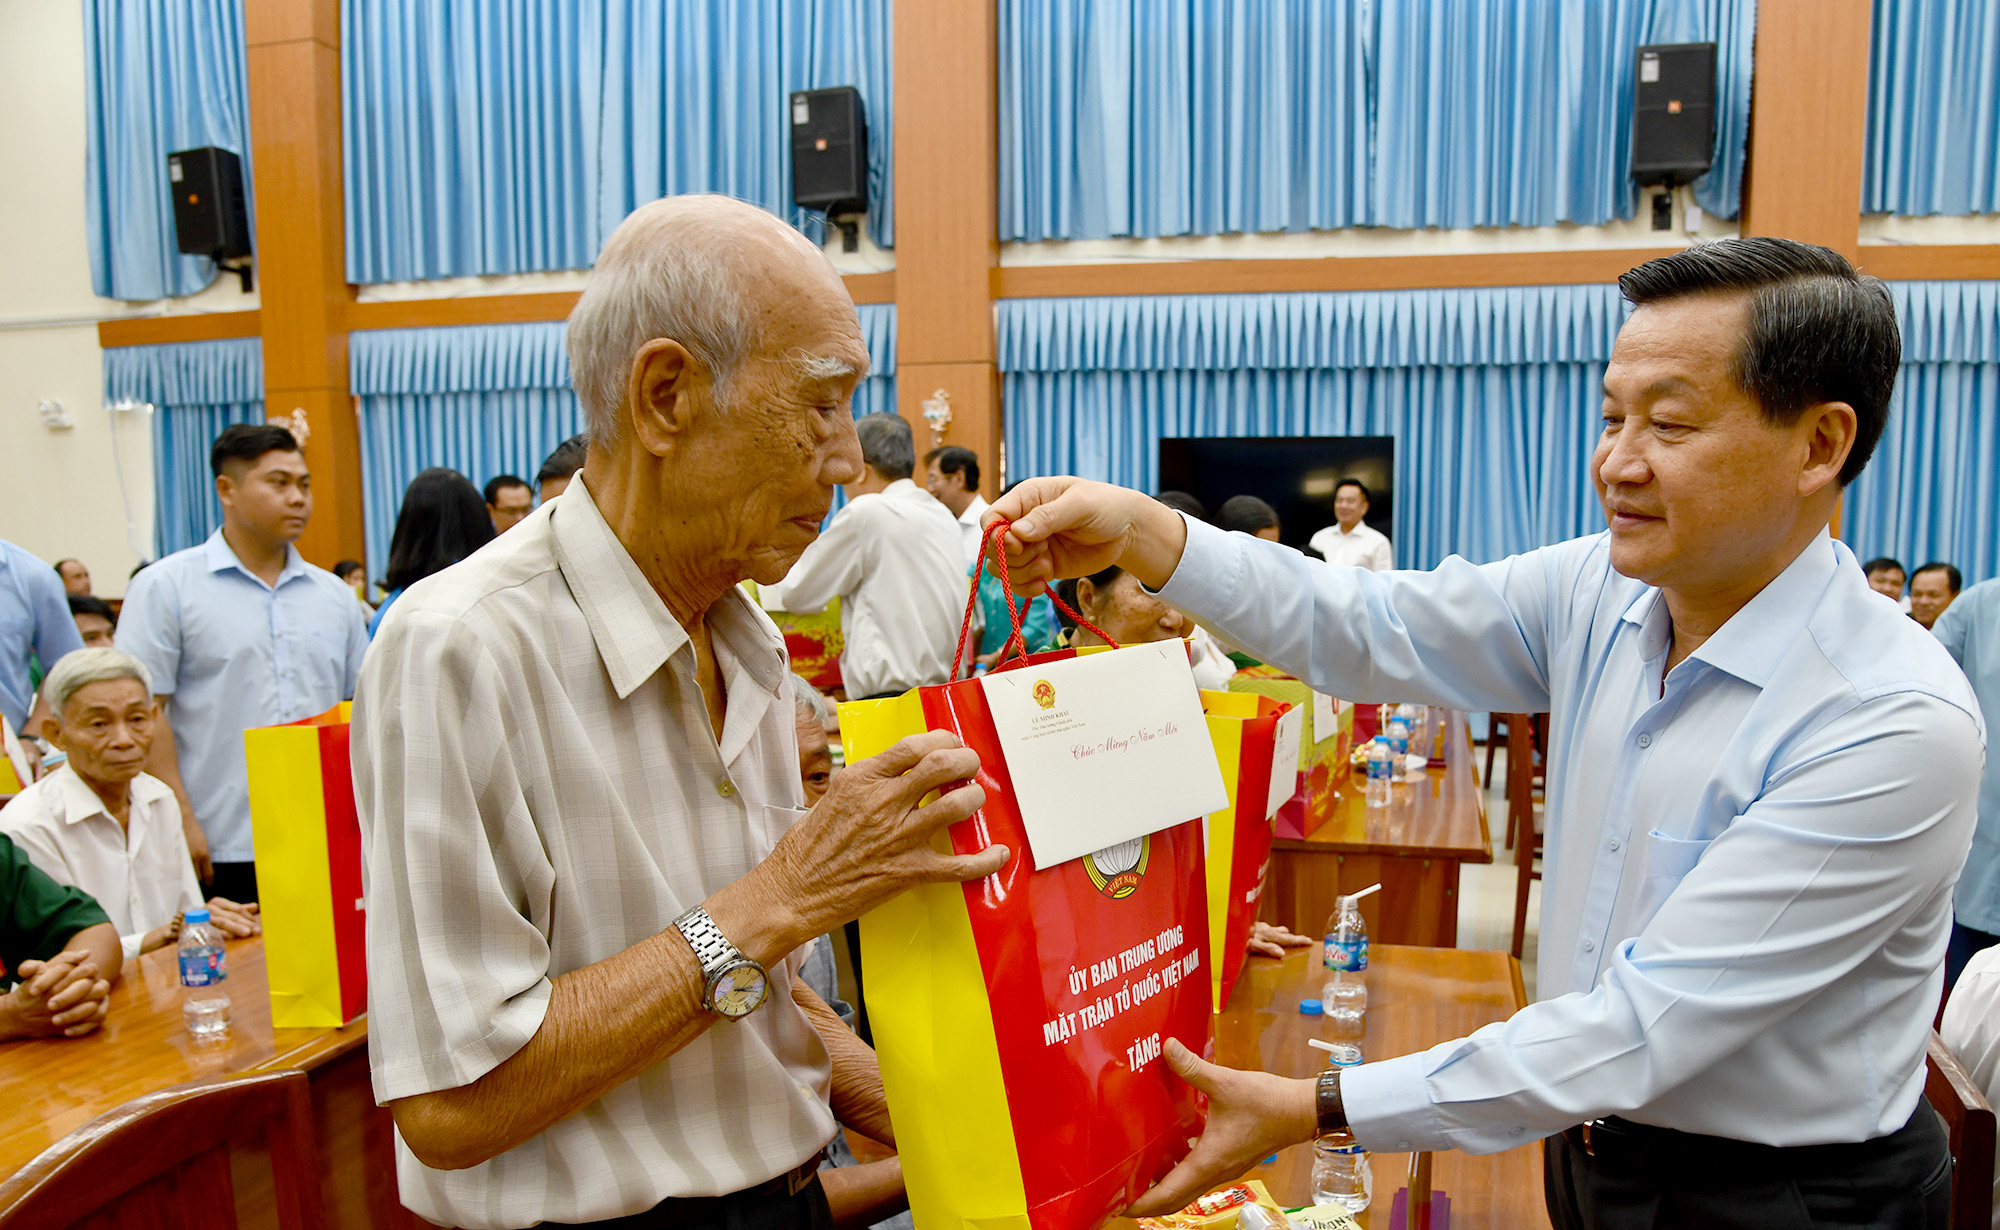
712;962;769;1018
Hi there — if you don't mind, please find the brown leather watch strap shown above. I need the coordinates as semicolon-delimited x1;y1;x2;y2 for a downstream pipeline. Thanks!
1316;1067;1348;1137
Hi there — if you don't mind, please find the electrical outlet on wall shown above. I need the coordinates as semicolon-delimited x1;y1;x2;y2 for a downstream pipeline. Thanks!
37;399;73;430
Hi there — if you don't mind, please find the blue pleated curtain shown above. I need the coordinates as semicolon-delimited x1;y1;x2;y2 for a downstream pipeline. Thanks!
102;338;265;558
998;0;1754;241
342;0;894;285
999;289;1623;568
1842;282;2000;585
350;305;897;575
1863;0;2000;217
83;0;255;300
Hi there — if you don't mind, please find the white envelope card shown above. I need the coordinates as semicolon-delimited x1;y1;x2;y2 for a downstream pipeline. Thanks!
1264;703;1306;820
979;641;1229;868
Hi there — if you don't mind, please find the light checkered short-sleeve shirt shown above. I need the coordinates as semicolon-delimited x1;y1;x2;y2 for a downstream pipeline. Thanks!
354;478;836;1229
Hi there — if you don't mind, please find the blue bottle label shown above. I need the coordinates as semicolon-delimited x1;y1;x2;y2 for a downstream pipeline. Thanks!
1324;936;1368;972
179;946;224;987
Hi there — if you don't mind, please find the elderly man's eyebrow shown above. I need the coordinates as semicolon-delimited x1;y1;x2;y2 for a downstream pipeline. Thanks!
793;351;869;383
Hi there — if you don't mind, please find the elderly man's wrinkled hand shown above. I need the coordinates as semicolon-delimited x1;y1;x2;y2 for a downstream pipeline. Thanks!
985;477;1188;594
768;730;1006;938
206;898;262;938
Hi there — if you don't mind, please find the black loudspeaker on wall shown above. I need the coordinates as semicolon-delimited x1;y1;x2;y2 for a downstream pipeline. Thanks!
168;146;254;291
790;87;868;252
1632;43;1717;189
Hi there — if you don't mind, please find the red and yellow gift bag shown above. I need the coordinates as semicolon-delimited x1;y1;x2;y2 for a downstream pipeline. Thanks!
838;526;1225;1230
1199;691;1301;1008
244;703;366;1027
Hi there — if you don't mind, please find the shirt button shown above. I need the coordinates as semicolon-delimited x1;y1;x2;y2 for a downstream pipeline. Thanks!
1609;838;1622;852
1582;938;1596;953
1510;1126;1526;1138
1396;1141;1412;1151
717;780;736;798
1636;733;1652;748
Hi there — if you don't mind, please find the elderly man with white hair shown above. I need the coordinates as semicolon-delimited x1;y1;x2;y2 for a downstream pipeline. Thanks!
1;648;259;962
354;195;1006;1230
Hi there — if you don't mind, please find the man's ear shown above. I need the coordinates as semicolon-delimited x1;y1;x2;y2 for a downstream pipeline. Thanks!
39;718;64;750
625;338;701;456
1799;401;1858;499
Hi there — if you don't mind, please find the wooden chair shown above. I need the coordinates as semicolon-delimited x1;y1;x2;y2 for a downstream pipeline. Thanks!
0;1069;325;1230
1503;714;1547;960
1927;1031;1996;1230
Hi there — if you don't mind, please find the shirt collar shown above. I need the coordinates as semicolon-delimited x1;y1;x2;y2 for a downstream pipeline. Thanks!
201;529;309;588
50;764;167;825
1688;531;1841;687
957;494;989;527
552;476;786;702
1617;531;1841;688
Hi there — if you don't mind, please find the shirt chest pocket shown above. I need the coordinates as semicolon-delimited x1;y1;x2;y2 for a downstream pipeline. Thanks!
1631;829;1715;931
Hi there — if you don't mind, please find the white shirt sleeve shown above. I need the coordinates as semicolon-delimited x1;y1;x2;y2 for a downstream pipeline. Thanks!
1370;535;1395;572
355;608;556;1101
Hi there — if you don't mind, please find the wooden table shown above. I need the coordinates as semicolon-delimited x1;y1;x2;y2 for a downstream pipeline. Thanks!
0;936;417;1229
1266;715;1492;947
1219;944;1547;1228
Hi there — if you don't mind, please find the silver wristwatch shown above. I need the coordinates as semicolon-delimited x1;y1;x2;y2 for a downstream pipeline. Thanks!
673;906;770;1020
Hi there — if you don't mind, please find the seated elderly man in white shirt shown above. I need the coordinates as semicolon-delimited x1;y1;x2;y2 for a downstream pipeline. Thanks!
1307;479;1394;571
765;413;968;699
354;195;1006;1230
0;648;259;962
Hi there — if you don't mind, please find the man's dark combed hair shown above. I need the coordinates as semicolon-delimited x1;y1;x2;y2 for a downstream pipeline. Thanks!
855;413;916;480
536;434;588;486
384;468;497;592
1335;478;1371;503
1618;237;1900;487
1216;495;1280;536
483;474;529;504
1154;490;1208;522
210;423;301;477
1862;556;1906;577
929;445;980;491
1914;561;1963;595
67;594;114;622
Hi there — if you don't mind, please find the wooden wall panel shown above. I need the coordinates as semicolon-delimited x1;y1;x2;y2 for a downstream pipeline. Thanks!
246;0;362;567
98;311;262;348
1738;0;1873;258
893;0;1001;493
1858;246;2000;282
994;249;1690;299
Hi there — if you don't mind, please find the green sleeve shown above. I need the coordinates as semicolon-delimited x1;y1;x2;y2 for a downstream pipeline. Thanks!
0;834;110;989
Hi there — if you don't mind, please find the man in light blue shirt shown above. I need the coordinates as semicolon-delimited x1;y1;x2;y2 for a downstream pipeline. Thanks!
0;539;85;776
1937;577;2000;989
995;239;1982;1229
116;424;368;907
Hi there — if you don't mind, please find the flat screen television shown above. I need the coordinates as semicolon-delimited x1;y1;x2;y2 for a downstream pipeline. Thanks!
1156;436;1395;554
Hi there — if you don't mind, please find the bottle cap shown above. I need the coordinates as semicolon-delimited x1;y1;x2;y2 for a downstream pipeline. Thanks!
185;908;210;925
1298;998;1324;1015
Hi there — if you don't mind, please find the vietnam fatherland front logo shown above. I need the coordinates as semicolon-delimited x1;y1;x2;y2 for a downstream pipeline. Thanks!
1084;835;1150;900
1032;679;1056;710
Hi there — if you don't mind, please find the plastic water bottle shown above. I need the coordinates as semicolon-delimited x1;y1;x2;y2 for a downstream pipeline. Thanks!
1312;1044;1372;1213
1364;737;1393;807
1385;716;1412;780
178;909;231;1038
1321;896;1370;1037
1397;702;1428;763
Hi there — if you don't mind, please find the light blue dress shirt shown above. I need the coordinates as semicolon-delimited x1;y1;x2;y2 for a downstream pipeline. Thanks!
1157;518;1984;1153
1936;579;2000;935
115;531;369;864
0;540;85;734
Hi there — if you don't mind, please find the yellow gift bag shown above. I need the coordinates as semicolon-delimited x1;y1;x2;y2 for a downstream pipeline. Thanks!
1200;691;1302;1008
244;703;365;1027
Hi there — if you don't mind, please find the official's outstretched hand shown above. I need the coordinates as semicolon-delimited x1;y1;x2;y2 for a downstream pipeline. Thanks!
985;478;1190;595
